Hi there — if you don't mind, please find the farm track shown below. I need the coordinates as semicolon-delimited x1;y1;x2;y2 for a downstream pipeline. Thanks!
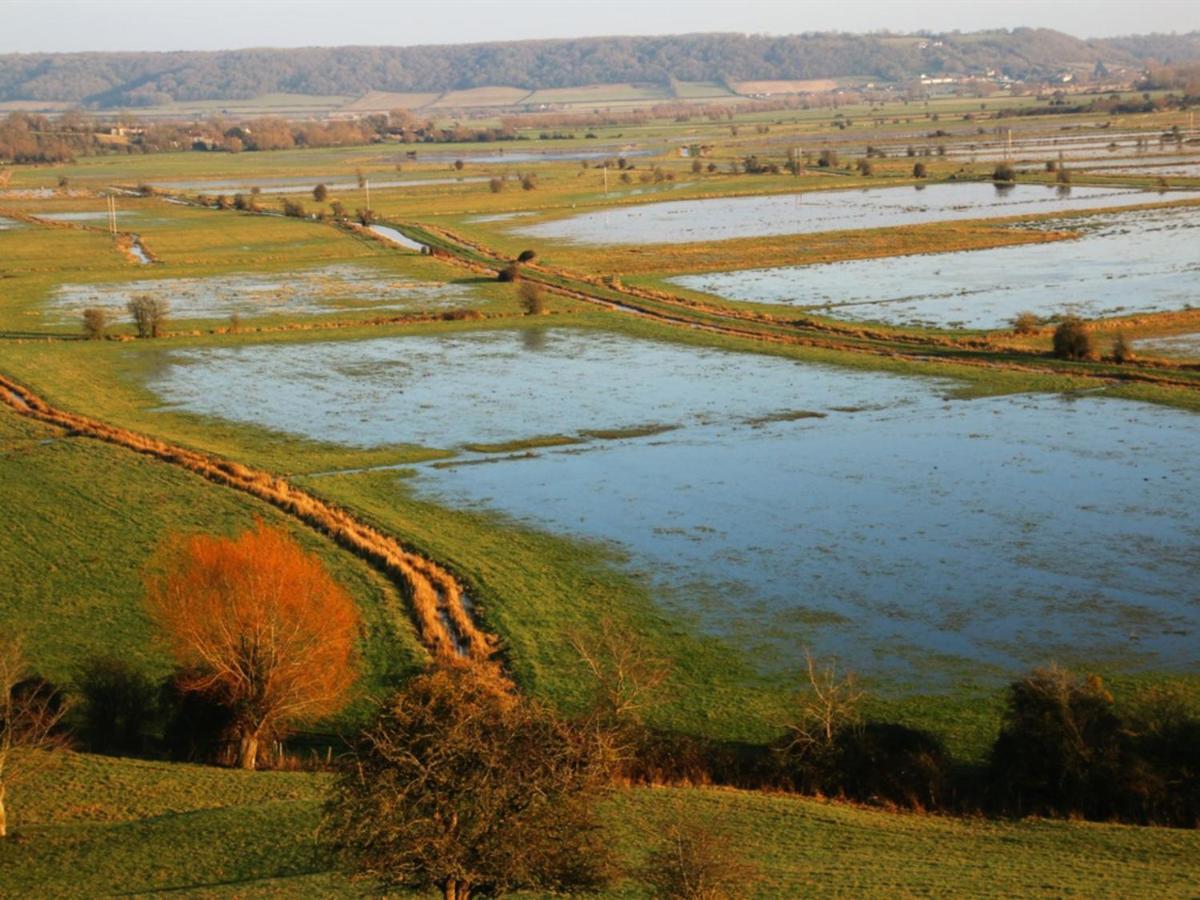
394;220;1200;394
0;371;495;664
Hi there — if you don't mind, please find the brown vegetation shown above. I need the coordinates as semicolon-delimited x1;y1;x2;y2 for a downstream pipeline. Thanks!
145;523;361;770
324;662;612;900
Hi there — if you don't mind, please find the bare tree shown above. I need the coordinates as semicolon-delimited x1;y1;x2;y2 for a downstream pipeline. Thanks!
127;294;168;338
1;639;69;838
638;815;760;900
784;650;864;757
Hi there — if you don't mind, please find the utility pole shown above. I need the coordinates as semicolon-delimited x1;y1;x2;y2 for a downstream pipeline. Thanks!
107;193;117;236
365;179;371;211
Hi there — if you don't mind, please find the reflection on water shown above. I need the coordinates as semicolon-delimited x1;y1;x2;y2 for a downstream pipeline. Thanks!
145;328;1200;685
671;206;1200;329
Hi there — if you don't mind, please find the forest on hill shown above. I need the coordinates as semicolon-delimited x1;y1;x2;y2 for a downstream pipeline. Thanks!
2;29;1199;107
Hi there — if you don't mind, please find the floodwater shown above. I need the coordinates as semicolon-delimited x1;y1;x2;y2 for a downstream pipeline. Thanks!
368;224;427;252
0;216;21;230
670;205;1200;329
144;328;1200;685
1133;333;1200;358
47;263;478;323
510;183;1200;245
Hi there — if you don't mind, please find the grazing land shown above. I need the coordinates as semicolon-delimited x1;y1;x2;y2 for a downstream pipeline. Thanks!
3;76;1200;894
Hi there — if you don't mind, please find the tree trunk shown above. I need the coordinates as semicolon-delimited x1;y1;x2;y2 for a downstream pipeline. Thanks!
0;783;7;838
442;879;470;900
238;730;259;771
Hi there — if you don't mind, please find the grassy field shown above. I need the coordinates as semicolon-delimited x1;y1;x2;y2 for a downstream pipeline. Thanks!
2;96;1199;895
3;752;1198;897
0;404;426;704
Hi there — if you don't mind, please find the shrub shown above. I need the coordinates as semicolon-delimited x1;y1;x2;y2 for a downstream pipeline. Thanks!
638;818;760;900
498;263;521;283
912;162;927;178
81;307;109;340
521;173;537;191
488;176;504;193
312;183;328;202
1056;167;1072;184
856;158;873;176
516;249;537;263
518;282;545;316
993;162;1016;182
1011;311;1040;334
1052;317;1092;360
282;198;306;218
73;657;161;756
1111;332;1134;363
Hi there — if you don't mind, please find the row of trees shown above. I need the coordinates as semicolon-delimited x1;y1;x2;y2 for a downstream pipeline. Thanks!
82;296;169;340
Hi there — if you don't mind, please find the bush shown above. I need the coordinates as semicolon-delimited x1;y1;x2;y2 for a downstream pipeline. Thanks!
1011;311;1040;334
912;162;927;178
312;183;328;202
1052;317;1092;360
282;198;306;218
498;263;521;283
518;282;544;316
856;159;873;176
81;307;109;340
1112;333;1134;363
488;176;504;193
638;818;760;900
993;162;1016;182
1056;167;1072;184
73;657;161;756
521;173;537;191
516;249;537;263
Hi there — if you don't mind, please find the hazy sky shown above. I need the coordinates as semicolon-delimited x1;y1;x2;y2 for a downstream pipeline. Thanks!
3;0;1199;54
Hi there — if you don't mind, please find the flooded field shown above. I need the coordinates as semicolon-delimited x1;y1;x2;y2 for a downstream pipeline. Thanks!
143;328;1200;684
510;183;1199;245
1134;333;1200;358
47;263;479;323
670;205;1200;329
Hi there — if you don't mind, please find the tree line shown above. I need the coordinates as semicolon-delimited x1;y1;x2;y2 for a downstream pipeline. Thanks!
1;29;1195;107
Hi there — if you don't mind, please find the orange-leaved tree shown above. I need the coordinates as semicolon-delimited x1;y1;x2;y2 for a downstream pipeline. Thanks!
145;522;360;770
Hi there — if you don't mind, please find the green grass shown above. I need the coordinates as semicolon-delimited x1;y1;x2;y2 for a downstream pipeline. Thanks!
0;405;425;706
3;752;1198;897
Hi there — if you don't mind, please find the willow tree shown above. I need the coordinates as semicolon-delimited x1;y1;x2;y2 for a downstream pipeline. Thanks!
145;523;360;769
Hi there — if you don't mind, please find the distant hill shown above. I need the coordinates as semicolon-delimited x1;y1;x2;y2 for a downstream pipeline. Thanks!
1;29;1198;109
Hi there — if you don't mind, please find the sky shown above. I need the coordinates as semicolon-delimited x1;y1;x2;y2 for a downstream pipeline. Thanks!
2;0;1199;54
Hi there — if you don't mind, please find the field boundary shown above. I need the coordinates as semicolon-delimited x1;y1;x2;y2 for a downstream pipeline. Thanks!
0;371;495;662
